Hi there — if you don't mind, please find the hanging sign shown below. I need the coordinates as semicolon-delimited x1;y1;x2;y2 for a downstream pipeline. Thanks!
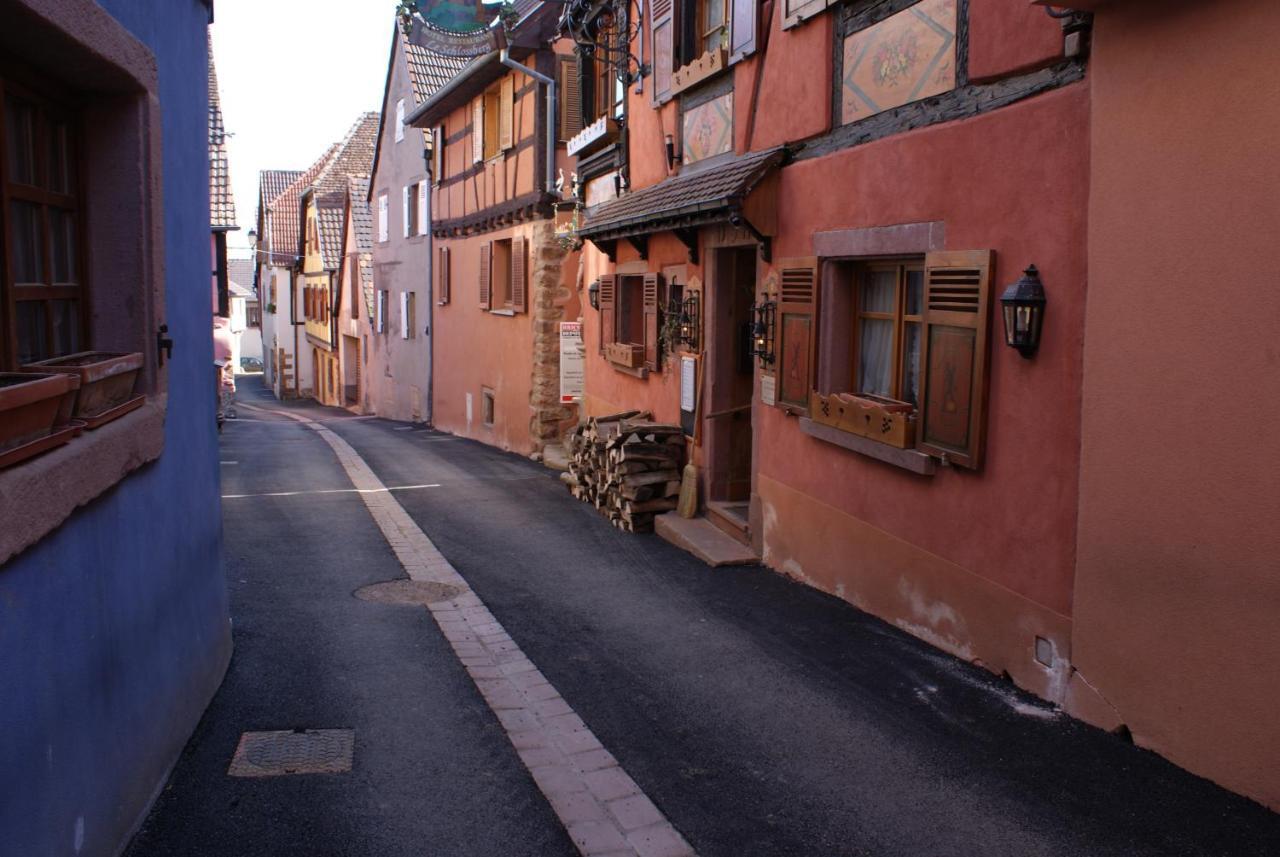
559;321;584;403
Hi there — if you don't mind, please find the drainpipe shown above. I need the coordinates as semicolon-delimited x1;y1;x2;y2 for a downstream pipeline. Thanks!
493;26;556;195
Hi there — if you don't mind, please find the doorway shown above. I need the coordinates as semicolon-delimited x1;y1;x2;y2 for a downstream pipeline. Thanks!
705;246;757;538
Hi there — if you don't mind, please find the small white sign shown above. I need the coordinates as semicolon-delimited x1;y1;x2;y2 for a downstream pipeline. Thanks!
560;322;585;403
760;374;777;407
680;356;696;413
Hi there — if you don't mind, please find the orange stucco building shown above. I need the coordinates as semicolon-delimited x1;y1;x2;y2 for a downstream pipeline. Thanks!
406;4;581;455
554;0;1280;810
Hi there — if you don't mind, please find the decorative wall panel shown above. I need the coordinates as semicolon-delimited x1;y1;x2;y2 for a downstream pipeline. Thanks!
841;0;956;125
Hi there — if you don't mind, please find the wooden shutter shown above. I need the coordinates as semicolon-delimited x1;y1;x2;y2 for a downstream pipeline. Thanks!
437;246;451;305
783;0;827;30
511;235;527;312
651;0;674;105
432;127;444;184
558;56;583;141
729;0;759;64
479;241;492;309
643;273;661;371
402;186;410;237
472;97;484;163
775;257;817;414
500;75;515;150
918;250;994;469
417;182;428;236
598;274;616;353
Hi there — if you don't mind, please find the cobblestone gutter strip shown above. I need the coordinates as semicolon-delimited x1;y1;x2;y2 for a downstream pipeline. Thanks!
251;404;696;857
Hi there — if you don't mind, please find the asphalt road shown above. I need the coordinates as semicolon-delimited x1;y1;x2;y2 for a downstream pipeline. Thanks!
126;378;1280;857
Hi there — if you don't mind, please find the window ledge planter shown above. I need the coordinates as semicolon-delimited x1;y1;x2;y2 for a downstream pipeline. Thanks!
800;417;936;476
0;372;78;468
672;47;728;96
22;351;144;425
810;391;916;449
606;342;646;369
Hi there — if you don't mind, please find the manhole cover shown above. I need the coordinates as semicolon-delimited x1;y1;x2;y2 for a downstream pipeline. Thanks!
228;729;354;777
354;579;465;606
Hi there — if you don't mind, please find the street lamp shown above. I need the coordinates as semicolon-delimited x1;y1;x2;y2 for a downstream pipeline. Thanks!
751;298;776;365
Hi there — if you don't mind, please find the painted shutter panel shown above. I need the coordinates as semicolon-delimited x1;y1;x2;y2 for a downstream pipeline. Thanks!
650;0;674;105
395;99;405;142
400;292;410;338
642;273;661;371
432;127;444;183
729;0;759;63
472;97;484;163
511;235;527;313
918;250;994;469
378;195;388;242
782;0;826;30
500;75;515;150
402;186;410;237
417;182;428;236
479;241;492;309
557;56;583;141
775;257;818;414
598;274;616;354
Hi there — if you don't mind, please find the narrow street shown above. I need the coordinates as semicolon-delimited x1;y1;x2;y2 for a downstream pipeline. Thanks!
125;378;1280;857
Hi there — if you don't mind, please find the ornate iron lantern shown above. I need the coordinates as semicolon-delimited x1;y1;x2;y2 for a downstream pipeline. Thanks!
1000;265;1047;358
751;299;777;365
678;291;700;350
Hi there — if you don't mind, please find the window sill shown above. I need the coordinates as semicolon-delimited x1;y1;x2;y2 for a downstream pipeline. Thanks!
489;308;516;317
0;395;167;564
608;360;649;380
799;417;936;476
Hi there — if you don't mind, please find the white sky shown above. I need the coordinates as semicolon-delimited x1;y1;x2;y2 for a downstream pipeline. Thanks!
211;0;397;258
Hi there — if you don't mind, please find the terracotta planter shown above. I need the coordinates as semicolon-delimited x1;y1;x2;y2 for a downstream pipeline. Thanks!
22;351;143;421
0;372;76;460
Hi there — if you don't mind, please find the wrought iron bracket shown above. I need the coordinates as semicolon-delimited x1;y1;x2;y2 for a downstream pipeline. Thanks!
673;228;699;264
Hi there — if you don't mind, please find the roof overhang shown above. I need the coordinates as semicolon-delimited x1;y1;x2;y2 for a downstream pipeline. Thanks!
578;147;787;262
405;50;502;128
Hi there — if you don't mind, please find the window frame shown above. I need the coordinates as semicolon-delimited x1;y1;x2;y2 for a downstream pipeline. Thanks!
851;259;924;407
615;273;646;346
0;76;89;370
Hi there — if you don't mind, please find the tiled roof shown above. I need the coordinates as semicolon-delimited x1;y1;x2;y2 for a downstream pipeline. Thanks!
208;38;237;230
260;170;301;209
228;281;255;300
316;194;347;271
314;112;380;195
345;177;376;319
265;144;338;266
405;31;471;103
579;147;789;241
227;258;255;293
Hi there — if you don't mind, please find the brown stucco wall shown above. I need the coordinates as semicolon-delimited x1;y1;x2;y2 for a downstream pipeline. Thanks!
1071;0;1280;810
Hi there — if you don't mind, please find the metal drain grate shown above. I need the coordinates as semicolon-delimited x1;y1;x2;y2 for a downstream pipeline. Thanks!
354;579;465;606
228;729;354;777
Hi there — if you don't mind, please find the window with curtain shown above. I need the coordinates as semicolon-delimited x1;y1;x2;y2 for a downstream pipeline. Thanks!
854;260;923;406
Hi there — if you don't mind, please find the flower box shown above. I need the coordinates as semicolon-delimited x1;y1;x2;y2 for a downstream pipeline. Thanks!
672;47;728;96
22;351;143;424
810;391;916;449
0;372;77;467
606;342;645;369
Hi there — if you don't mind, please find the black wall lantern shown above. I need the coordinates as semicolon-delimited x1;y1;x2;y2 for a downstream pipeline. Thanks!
678;291;700;350
1000;265;1047;358
588;279;600;311
751;299;777;365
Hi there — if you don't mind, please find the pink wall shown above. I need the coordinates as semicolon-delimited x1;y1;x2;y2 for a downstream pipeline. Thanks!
764;83;1090;616
966;0;1063;81
1072;0;1280;810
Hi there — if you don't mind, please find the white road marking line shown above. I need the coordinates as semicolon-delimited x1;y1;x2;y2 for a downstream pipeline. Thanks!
253;405;696;857
220;461;238;465
393;426;414;431
221;484;440;499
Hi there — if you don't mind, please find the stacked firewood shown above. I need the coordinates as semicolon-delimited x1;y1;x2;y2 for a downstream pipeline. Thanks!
562;410;685;533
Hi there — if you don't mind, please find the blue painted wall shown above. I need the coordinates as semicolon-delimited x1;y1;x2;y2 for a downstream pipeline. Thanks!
0;2;232;855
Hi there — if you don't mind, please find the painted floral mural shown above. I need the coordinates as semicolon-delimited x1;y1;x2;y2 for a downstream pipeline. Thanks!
842;0;956;125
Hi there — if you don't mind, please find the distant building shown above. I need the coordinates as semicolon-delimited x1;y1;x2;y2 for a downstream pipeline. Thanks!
362;16;467;423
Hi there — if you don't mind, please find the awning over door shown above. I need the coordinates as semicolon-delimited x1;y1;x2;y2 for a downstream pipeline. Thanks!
578;146;787;262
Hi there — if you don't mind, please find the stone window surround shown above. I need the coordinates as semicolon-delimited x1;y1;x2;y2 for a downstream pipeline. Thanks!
0;0;166;564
